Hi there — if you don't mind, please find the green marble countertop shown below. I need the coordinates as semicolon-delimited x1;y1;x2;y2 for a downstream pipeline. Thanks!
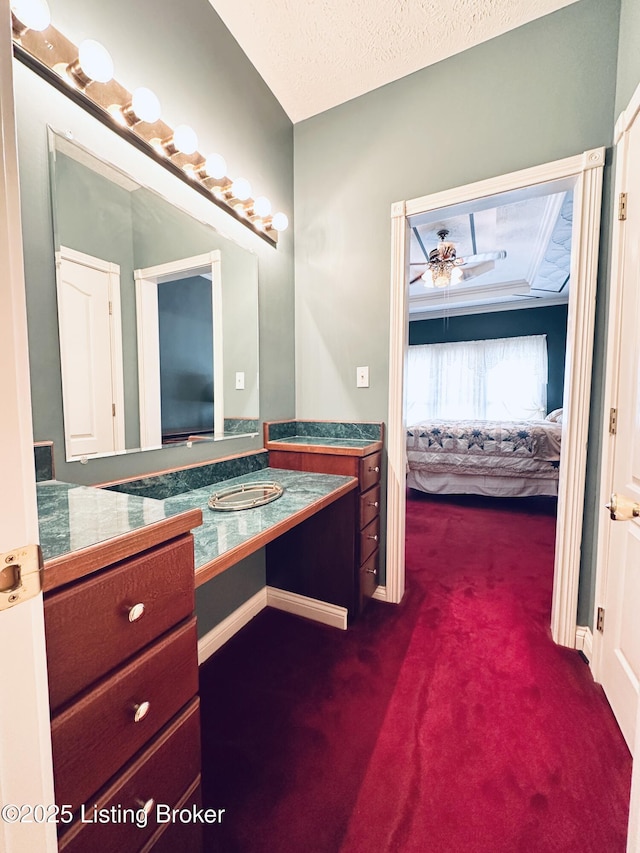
162;467;356;583
37;467;357;587
37;480;190;563
267;435;376;449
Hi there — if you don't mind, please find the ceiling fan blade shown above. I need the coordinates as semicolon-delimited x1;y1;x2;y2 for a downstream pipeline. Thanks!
458;250;507;266
459;261;495;280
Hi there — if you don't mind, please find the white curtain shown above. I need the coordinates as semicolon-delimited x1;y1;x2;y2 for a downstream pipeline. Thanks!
406;334;548;423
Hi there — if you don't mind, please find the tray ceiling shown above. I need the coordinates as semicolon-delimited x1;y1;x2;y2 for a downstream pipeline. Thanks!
208;0;579;123
408;188;573;319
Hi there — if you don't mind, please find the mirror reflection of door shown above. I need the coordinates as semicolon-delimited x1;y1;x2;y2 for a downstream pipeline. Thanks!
55;246;125;460
135;251;223;449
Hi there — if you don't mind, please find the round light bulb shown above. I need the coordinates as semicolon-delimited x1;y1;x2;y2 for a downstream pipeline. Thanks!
253;196;272;217
173;124;198;155
11;0;51;31
204;153;227;179
77;39;114;84
272;212;289;232
131;87;161;123
232;178;252;201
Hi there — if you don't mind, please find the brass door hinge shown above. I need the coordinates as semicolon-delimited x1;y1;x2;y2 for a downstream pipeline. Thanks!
597;606;605;633
619;192;628;221
0;544;43;611
609;407;617;435
112;402;116;417
109;300;113;315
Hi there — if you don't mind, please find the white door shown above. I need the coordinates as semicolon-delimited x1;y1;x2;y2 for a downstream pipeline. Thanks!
0;6;56;849
597;103;640;754
56;248;124;459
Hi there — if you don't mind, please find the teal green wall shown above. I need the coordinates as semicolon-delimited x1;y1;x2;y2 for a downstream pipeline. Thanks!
615;0;640;116
409;305;569;414
293;0;620;595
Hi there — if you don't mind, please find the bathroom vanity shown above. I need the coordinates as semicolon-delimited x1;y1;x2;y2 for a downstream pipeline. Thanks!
264;421;384;614
37;453;359;851
38;484;203;852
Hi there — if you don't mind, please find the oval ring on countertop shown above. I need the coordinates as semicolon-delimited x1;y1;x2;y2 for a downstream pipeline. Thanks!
208;481;285;511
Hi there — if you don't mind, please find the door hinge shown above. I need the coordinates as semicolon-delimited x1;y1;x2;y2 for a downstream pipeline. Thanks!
597;606;605;633
112;403;116;417
619;192;628;221
609;407;617;435
109;300;113;315
0;544;43;612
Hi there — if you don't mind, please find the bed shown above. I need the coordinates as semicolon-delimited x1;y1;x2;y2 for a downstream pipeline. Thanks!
406;416;562;498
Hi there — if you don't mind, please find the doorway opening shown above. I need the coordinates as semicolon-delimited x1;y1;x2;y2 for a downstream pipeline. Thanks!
135;251;223;449
385;149;606;649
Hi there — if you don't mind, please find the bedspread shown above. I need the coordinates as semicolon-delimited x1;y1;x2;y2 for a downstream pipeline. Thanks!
406;419;562;464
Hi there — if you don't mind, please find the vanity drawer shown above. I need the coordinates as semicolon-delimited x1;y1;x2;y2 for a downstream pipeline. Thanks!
359;516;380;565
359;549;379;606
58;699;201;853
45;535;195;712
52;618;198;811
140;778;203;853
359;452;382;493
359;484;380;530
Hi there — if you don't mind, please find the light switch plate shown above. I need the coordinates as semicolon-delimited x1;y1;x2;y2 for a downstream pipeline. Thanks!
356;366;369;388
235;371;245;390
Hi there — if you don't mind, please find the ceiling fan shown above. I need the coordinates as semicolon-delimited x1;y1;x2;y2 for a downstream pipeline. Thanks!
411;223;507;289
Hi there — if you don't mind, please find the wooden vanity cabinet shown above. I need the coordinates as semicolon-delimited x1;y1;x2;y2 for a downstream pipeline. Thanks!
43;534;202;853
268;447;382;615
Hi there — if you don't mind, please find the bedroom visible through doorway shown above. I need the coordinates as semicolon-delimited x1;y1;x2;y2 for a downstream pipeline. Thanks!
385;149;606;649
405;183;570;505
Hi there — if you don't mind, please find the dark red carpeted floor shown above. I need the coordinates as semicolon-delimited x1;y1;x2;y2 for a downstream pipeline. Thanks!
199;491;631;852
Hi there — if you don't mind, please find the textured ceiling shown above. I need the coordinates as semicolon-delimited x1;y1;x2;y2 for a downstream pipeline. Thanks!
208;0;579;122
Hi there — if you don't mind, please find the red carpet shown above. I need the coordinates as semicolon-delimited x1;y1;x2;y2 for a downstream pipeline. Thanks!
199;491;631;852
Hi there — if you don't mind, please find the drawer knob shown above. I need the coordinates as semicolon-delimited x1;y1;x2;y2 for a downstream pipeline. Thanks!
369;466;380;473
367;534;379;542
136;798;155;817
133;701;151;723
368;500;379;508
128;603;146;623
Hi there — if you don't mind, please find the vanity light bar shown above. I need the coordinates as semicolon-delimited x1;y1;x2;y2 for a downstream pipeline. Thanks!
11;19;286;247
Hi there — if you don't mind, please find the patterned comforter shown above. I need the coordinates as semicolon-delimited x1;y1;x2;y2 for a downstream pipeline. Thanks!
406;419;562;480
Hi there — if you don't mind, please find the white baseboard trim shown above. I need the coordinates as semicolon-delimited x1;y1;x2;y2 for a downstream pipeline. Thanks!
372;585;388;601
197;588;267;665
575;625;594;662
266;586;348;630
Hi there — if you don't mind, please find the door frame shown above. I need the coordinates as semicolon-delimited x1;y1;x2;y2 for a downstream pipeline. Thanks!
592;80;640;851
134;250;223;448
0;4;56;849
385;148;606;651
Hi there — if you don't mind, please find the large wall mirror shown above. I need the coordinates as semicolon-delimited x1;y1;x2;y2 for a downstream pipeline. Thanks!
50;130;259;460
14;61;260;467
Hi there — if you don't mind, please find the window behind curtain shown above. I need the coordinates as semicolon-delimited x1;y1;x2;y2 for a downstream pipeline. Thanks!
406;334;548;423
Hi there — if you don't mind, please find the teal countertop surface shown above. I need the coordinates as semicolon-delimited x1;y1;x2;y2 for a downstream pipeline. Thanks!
37;467;356;573
163;467;356;573
37;480;189;563
267;436;376;449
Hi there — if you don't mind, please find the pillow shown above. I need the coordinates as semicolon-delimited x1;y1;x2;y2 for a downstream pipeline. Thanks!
546;408;563;423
